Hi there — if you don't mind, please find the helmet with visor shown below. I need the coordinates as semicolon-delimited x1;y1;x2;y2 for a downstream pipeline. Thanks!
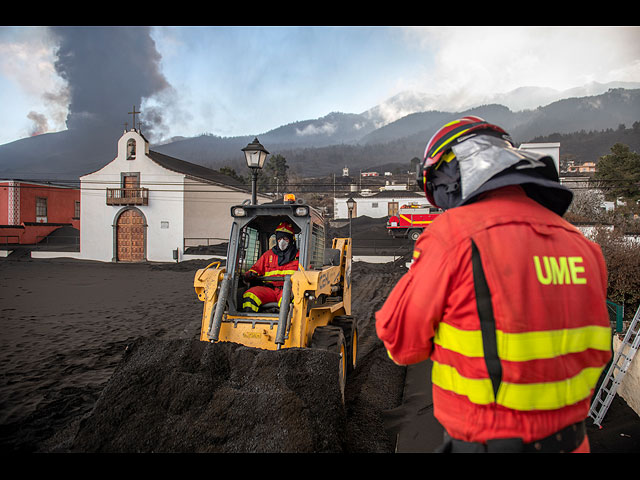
416;116;572;215
417;116;511;205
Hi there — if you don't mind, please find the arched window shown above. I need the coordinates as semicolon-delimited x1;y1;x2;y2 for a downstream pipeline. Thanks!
127;139;136;160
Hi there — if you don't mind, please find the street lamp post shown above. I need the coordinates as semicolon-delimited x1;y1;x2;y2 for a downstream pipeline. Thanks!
242;137;269;205
346;197;356;239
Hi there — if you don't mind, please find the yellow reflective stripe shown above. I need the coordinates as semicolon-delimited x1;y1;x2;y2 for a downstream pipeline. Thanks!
243;291;262;306
242;302;259;312
399;214;433;224
432;360;604;410
276;224;295;234
433;149;457;170
442;150;456;163
497;366;604;410
264;270;297;277
432;361;494;405
435;323;611;361
497;326;611;362
431;127;472;158
435;323;484;357
385;349;404;365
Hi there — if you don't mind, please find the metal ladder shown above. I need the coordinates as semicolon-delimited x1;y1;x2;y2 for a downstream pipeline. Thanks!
588;303;640;428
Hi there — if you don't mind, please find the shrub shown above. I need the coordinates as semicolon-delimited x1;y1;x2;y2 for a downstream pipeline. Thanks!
587;225;640;323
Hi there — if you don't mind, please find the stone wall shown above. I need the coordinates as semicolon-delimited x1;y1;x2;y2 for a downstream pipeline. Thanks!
613;334;640;418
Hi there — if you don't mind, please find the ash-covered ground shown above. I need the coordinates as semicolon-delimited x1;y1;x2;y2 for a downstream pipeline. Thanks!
0;250;410;453
2;216;638;453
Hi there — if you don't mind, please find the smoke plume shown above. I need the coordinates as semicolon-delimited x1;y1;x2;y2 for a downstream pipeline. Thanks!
49;26;173;141
27;111;49;136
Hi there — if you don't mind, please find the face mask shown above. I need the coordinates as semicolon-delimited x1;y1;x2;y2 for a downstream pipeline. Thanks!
278;238;289;251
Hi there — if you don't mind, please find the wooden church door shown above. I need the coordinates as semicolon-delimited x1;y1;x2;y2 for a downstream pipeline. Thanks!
116;209;145;262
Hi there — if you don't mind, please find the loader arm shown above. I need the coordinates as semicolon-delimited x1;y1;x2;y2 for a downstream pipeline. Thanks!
193;262;225;342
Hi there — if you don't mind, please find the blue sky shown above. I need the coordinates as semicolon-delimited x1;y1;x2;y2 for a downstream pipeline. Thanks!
1;26;639;146
145;26;428;138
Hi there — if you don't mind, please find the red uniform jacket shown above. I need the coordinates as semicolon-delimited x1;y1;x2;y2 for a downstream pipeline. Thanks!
376;186;611;447
247;249;299;288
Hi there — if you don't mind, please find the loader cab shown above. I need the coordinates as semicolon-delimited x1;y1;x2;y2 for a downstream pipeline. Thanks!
225;199;326;315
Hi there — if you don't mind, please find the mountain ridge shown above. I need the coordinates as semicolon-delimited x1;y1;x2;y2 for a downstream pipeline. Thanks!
1;83;639;180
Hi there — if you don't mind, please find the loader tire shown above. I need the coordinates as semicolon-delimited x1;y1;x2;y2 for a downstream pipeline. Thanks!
331;315;358;373
310;325;347;402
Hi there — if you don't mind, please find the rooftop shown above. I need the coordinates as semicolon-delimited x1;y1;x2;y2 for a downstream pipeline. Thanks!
148;150;248;191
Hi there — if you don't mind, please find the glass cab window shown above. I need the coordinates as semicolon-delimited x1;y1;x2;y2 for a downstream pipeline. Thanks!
308;222;325;270
238;226;260;275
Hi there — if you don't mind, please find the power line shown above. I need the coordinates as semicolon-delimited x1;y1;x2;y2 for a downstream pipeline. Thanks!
4;178;638;187
3;177;638;196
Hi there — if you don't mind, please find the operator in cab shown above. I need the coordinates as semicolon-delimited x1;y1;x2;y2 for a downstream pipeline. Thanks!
242;221;299;312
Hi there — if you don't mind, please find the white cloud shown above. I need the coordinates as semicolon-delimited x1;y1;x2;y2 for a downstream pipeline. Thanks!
296;122;337;136
398;26;640;109
0;27;69;140
2;26;640;145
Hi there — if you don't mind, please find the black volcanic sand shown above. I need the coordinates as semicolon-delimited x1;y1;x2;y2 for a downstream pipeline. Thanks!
1;215;639;453
328;216;414;257
0;255;407;453
72;339;348;453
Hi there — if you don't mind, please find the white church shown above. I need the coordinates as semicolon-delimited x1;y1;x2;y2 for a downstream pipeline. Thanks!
77;128;265;263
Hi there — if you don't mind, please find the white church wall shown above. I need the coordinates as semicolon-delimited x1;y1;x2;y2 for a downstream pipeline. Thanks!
80;130;185;262
139;164;184;263
79;130;271;263
183;178;252;248
80;172;117;262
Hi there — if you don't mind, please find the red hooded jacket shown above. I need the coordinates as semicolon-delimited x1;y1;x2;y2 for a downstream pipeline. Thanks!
376;186;611;449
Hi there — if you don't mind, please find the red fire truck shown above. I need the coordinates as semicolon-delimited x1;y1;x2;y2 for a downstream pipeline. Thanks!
387;203;443;241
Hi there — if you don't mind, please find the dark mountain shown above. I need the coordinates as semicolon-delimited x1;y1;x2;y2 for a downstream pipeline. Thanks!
531;123;640;167
258;111;379;147
1;88;639;181
276;90;640;177
0;129;118;182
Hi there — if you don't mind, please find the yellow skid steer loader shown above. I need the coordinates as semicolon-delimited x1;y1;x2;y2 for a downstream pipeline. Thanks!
194;195;356;395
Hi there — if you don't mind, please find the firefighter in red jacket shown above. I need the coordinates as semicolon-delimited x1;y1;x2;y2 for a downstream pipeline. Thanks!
376;116;612;453
242;221;299;312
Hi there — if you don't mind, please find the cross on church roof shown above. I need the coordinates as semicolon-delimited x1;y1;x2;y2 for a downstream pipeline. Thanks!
128;105;140;131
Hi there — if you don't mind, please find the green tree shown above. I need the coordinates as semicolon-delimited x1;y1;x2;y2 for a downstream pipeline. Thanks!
219;166;246;184
593;143;640;212
258;154;289;194
589;226;640;322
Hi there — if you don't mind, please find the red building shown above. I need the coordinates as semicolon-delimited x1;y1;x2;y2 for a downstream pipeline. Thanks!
0;180;80;245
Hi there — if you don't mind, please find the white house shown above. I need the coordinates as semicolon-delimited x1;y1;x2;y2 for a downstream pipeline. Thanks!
335;190;427;219
519;142;561;173
79;129;266;263
334;143;560;220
